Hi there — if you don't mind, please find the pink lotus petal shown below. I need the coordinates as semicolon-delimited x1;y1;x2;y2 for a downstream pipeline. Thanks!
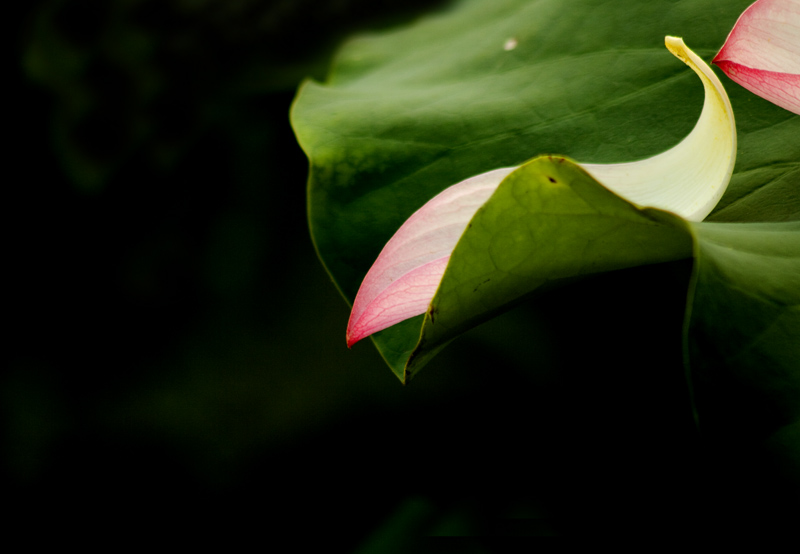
713;0;800;114
346;167;514;347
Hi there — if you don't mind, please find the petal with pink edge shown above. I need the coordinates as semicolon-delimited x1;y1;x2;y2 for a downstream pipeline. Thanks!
346;168;514;347
713;0;800;114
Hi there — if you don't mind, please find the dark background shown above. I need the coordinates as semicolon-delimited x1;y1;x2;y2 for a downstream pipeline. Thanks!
7;0;798;544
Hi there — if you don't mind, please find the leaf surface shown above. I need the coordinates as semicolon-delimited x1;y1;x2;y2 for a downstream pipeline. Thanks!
291;0;800;383
687;220;800;433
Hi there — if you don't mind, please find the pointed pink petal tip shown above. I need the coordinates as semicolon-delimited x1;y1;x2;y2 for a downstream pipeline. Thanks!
713;0;800;114
345;167;515;346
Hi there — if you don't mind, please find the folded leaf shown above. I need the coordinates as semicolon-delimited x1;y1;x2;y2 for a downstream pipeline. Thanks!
712;0;800;114
346;37;736;349
291;0;798;383
405;156;694;381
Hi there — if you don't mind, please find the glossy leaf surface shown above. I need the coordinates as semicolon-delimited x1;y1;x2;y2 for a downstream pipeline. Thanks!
291;0;800;385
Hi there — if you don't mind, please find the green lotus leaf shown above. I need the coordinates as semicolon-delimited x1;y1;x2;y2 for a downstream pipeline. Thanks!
291;0;799;397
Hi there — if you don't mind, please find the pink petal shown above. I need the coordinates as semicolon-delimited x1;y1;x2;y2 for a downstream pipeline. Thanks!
713;0;800;114
346;167;514;347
